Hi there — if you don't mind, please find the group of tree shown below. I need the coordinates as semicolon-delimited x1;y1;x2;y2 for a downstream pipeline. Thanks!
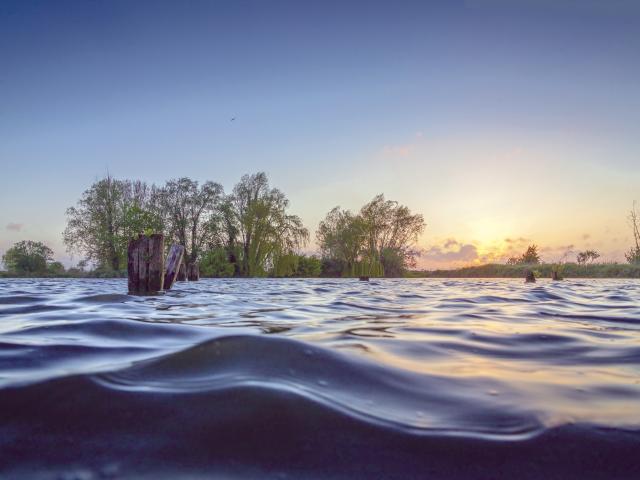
61;175;425;278
316;194;426;277
63;172;313;277
1;240;64;275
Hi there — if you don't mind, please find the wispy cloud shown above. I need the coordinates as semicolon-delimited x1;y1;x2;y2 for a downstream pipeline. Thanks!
5;222;23;232
381;144;413;157
423;239;479;264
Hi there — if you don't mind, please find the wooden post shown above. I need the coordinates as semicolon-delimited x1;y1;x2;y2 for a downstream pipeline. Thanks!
524;269;536;283
164;244;185;290
187;262;200;281
551;269;563;281
177;261;187;281
127;234;165;295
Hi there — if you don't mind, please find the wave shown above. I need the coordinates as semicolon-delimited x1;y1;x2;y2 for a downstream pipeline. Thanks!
1;277;640;478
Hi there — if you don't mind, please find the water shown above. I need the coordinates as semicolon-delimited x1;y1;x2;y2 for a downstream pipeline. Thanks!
1;278;639;479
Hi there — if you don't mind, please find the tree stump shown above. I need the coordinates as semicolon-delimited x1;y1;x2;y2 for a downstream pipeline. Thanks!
524;269;536;283
127;234;164;295
164;244;185;290
187;262;200;281
177;261;187;281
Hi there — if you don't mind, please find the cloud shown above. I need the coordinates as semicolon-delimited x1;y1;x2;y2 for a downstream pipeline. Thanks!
423;240;479;263
382;144;413;157
443;238;459;248
504;237;530;245
5;222;23;232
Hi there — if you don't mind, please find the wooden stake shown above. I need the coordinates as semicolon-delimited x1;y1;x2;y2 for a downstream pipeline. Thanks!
164;244;185;290
187;262;200;281
127;234;165;295
177;261;187;281
524;269;536;283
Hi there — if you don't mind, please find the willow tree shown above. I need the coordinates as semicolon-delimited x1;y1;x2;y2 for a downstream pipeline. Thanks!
155;178;224;265
64;176;161;271
229;172;308;276
316;207;366;276
359;194;426;275
317;194;425;277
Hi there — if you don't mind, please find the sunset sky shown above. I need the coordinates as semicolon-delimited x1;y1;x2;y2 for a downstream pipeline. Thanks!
1;0;639;269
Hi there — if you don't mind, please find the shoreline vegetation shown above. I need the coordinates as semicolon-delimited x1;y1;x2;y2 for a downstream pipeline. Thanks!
1;173;639;280
2;262;640;279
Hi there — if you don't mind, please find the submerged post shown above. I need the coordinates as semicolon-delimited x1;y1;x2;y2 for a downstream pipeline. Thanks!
524;269;536;283
127;234;165;295
187;262;200;281
177;261;187;281
164;244;185;290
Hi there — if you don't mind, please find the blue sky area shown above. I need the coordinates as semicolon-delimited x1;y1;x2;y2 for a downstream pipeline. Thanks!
1;0;639;267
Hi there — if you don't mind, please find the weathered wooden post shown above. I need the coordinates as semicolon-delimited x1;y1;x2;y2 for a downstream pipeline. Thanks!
187;262;200;281
551;269;563;281
177;261;187;281
127;234;165;295
524;269;536;283
164;244;185;290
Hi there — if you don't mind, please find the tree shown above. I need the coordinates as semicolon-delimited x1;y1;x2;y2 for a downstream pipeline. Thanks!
358;194;426;276
316;207;366;275
317;195;425;277
64;176;161;271
47;261;66;275
200;247;235;277
155;178;224;265
2;240;54;274
576;250;600;265
507;245;541;265
294;255;322;277
625;202;640;264
228;172;309;276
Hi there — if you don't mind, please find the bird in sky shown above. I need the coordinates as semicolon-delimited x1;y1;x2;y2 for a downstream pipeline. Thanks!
230;117;236;122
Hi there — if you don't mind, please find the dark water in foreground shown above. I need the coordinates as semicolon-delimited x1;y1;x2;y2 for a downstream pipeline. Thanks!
1;278;639;479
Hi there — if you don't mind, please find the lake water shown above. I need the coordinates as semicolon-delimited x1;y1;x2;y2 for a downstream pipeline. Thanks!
1;278;639;479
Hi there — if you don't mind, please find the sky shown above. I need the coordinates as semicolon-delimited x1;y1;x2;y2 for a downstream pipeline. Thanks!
0;0;639;269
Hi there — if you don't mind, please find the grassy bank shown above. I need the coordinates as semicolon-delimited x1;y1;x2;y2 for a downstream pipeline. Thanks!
409;263;640;279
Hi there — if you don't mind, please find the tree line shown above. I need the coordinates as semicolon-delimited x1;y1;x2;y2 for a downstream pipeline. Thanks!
56;172;424;278
3;176;640;277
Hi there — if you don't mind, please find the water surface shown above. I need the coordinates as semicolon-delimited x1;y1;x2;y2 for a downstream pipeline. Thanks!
1;278;639;478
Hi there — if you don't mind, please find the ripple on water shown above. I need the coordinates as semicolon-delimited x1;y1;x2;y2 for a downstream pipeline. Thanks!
0;277;639;478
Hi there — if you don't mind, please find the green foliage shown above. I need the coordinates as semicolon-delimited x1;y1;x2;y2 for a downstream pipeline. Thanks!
47;261;65;275
155;178;224;264
507;244;541;265
229;172;309;277
294;255;322;277
317;194;425;277
411;262;640;279
200;248;235;277
380;247;405;278
270;254;322;277
351;258;384;278
2;240;54;274
64;176;161;271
